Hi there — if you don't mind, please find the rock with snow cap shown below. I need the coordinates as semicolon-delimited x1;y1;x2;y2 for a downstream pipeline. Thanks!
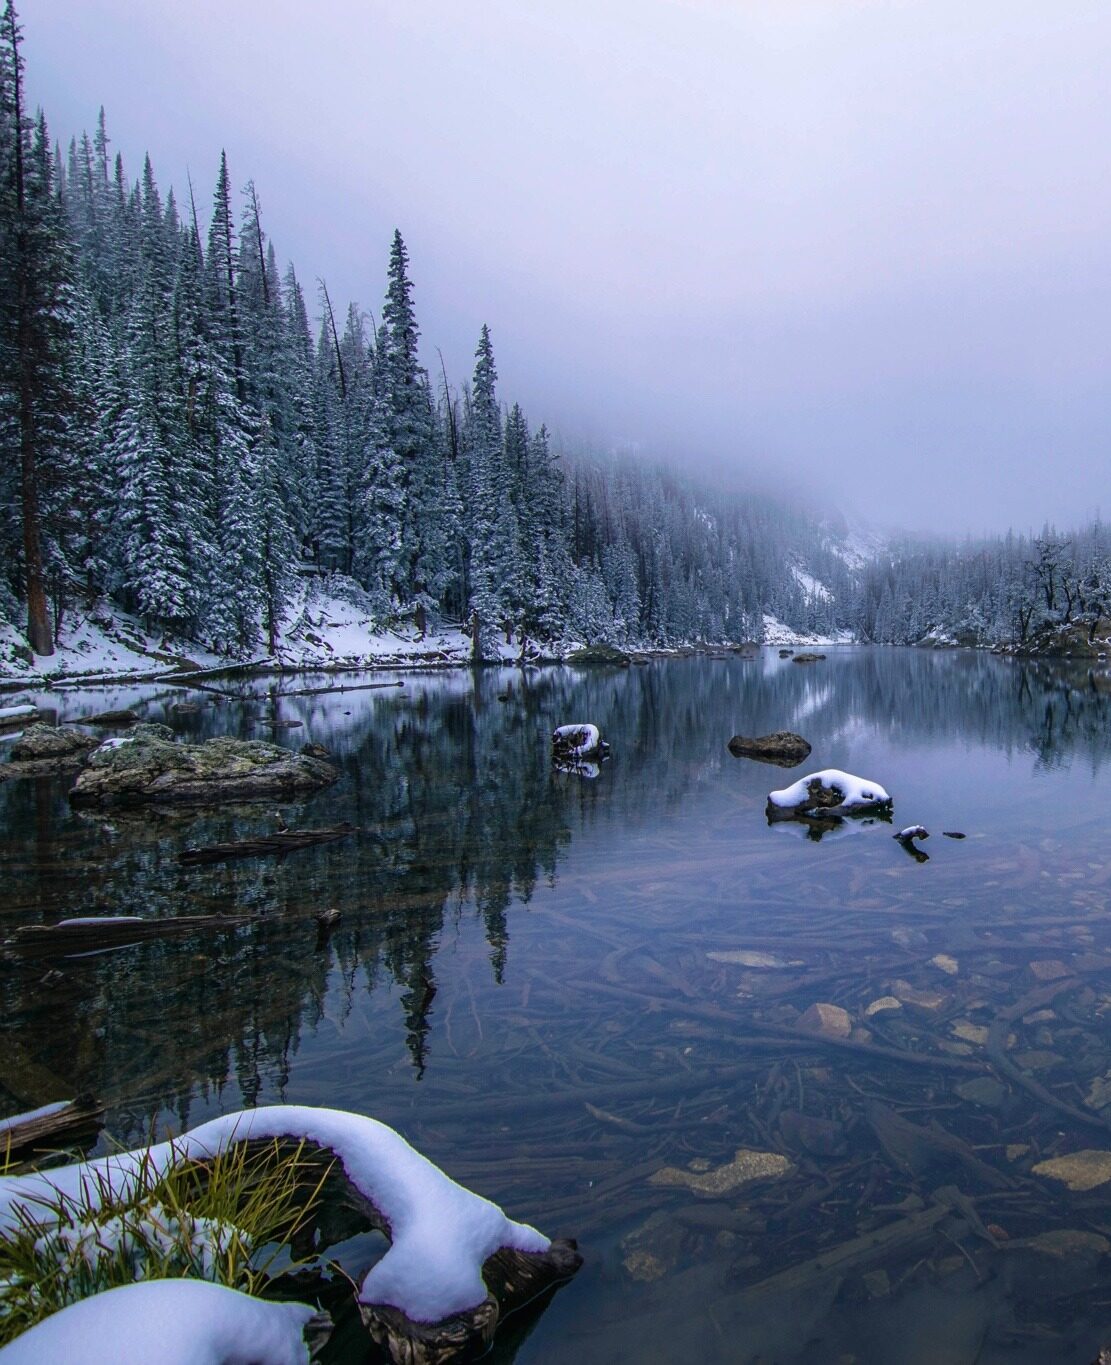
552;724;609;763
767;768;892;820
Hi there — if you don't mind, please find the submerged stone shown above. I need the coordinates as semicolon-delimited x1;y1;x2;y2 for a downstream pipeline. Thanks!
797;1002;852;1038
1033;1150;1111;1191
649;1148;792;1195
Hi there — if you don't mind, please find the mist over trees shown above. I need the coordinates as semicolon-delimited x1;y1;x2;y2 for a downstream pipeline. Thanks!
0;4;861;662
855;523;1111;649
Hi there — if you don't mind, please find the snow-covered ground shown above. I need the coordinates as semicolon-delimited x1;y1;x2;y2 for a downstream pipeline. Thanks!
0;605;224;687
761;614;853;647
2;583;858;689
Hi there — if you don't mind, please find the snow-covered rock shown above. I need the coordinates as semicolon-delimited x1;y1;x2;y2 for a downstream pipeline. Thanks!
552;723;608;761
768;768;891;815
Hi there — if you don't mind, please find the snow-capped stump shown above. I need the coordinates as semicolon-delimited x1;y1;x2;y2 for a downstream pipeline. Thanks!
0;1105;582;1365
68;724;339;807
727;731;811;768
766;768;892;820
552;723;609;763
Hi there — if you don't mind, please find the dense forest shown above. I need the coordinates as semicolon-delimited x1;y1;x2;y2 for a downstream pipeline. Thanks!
855;522;1111;650
3;3;1108;664
0;4;863;664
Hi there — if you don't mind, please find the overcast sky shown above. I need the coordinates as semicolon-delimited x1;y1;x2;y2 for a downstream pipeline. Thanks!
23;0;1111;534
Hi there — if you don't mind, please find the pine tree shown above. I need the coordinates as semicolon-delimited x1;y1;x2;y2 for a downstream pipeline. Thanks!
0;1;73;653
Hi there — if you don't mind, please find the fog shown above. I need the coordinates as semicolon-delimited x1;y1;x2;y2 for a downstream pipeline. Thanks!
24;0;1111;535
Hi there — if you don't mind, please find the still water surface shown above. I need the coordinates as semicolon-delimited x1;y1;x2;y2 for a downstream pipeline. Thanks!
4;648;1111;1362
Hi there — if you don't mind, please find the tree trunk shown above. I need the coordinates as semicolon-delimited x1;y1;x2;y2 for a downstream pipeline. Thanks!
8;5;53;657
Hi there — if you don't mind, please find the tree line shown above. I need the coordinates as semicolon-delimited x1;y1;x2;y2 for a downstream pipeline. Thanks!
0;2;859;663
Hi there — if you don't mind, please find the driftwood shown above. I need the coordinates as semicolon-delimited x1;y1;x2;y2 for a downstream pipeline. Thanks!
6;912;254;955
180;822;358;865
275;679;406;698
0;1096;104;1157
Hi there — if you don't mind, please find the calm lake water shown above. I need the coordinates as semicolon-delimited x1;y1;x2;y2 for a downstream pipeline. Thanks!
4;647;1111;1363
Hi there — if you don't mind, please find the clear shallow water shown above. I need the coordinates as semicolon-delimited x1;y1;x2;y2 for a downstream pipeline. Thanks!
4;648;1111;1362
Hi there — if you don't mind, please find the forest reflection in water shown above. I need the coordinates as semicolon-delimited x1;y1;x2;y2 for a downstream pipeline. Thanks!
4;647;1111;1363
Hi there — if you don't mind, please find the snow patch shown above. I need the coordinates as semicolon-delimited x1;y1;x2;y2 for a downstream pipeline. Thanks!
0;1279;315;1365
762;615;852;647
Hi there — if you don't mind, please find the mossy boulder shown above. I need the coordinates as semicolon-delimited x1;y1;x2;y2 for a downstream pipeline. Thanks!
10;723;99;763
69;725;338;806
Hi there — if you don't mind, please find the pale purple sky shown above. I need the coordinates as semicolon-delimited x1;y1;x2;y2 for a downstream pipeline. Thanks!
24;0;1111;533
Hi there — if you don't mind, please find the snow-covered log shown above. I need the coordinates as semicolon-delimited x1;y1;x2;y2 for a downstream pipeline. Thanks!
0;1279;321;1365
552;723;608;762
0;704;37;726
767;768;892;818
0;1104;581;1364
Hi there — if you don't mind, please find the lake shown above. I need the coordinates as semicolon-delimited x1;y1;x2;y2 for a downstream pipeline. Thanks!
4;647;1111;1363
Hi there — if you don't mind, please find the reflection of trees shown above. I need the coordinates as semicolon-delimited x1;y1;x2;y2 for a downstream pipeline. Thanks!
4;649;1107;1134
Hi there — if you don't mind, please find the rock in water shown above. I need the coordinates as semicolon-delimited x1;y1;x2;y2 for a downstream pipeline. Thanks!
564;643;631;667
767;768;892;817
69;724;339;807
10;724;100;762
727;731;811;767
552;724;609;762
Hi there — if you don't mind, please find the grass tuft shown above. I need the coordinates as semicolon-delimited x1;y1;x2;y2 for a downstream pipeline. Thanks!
0;1135;331;1345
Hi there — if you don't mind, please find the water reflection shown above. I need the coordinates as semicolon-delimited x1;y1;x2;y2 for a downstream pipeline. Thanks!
4;649;1111;1361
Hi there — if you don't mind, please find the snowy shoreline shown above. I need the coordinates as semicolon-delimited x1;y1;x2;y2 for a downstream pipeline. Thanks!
0;594;852;691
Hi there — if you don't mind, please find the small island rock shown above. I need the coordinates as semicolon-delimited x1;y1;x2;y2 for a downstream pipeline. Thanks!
69;725;339;807
10;723;100;763
727;731;811;767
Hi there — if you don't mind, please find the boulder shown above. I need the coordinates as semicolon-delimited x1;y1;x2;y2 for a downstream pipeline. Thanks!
564;643;631;667
10;723;99;763
69;725;339;807
767;768;892;818
727;731;811;767
792;652;826;663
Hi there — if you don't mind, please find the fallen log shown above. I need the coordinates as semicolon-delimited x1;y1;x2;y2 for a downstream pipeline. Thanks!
0;1096;104;1157
180;822;358;864
6;912;255;955
275;680;406;698
62;709;139;726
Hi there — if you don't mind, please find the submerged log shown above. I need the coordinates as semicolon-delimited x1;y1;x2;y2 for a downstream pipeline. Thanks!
180;823;358;865
6;912;254;955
